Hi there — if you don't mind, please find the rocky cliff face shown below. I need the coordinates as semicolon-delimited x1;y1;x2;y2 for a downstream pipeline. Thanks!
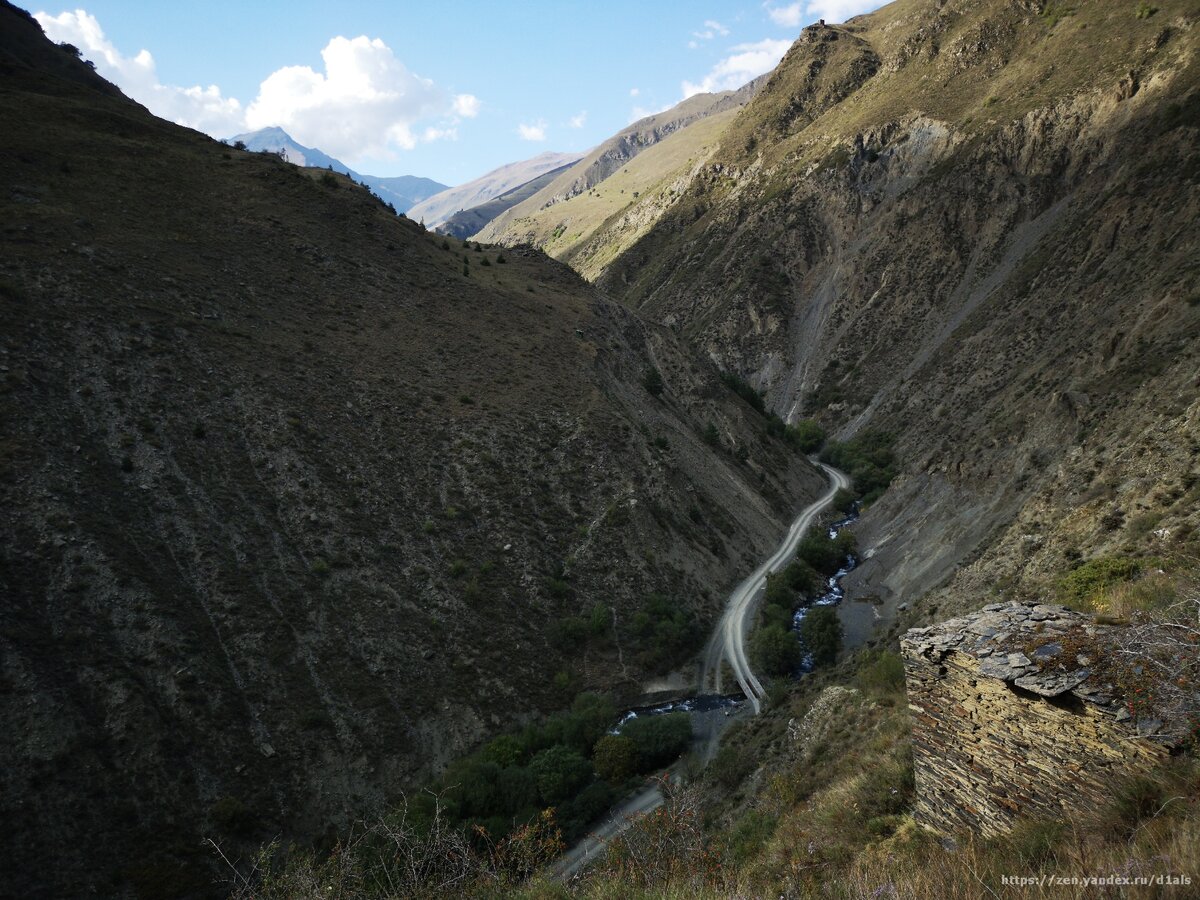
0;6;826;895
599;0;1200;624
903;602;1178;835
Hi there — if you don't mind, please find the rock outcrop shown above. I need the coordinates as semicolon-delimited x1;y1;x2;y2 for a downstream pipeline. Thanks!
902;601;1178;836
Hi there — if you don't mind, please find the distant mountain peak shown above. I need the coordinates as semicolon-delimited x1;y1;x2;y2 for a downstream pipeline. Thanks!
222;127;448;213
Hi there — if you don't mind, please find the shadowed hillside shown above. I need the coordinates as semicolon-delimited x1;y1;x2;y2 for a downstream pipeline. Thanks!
0;4;826;895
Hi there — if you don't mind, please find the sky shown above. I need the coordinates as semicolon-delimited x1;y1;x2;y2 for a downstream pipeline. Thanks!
33;1;884;187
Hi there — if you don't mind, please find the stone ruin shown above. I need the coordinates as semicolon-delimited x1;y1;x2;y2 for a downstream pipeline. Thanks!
902;600;1183;836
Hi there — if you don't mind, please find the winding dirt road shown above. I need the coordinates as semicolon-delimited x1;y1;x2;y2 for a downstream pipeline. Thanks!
698;461;849;712
552;461;849;881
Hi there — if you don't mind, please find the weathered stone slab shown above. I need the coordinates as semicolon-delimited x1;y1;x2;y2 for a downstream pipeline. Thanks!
901;600;1172;837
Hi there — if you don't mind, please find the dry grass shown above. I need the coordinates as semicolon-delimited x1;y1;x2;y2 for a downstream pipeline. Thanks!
841;765;1200;899
572;648;1198;899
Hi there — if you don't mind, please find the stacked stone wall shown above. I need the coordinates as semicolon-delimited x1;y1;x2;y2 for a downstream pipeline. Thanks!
902;601;1171;835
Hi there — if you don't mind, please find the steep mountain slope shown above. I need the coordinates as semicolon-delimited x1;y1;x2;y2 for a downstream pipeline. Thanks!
0;5;826;896
436;159;577;238
228;126;447;212
600;0;1200;630
407;150;584;228
479;108;739;280
478;80;764;261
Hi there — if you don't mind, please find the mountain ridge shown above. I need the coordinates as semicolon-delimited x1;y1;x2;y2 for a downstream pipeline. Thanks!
476;78;767;258
407;150;586;228
227;126;447;212
0;4;826;894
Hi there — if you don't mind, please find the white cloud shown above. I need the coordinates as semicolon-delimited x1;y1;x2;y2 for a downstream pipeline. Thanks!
806;1;879;22
34;9;243;135
517;119;547;141
34;9;480;166
765;1;879;27
766;2;805;26
629;87;640;97
245;36;447;157
453;93;480;117
568;111;587;128
692;19;730;40
681;38;792;98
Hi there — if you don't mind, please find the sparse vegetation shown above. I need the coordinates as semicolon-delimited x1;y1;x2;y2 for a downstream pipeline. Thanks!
629;593;703;670
642;366;664;396
799;605;842;666
1056;555;1142;608
820;431;897;504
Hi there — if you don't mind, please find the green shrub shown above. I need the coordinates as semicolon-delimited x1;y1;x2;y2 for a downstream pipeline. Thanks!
643;367;664;396
1056;556;1141;608
628;594;702;669
750;624;801;676
710;741;754;790
1002;819;1067;867
621;712;692;771
796;530;856;575
726;810;777;863
831;487;857;515
558;780;617;839
552;615;588;648
589;604;609;636
530;745;592;805
593;734;638;781
765;560;821;606
761;602;792;631
786;419;825;452
481;734;524;767
856;649;906;695
702;422;720;446
800;606;842;667
546;577;573;599
820;431;897;504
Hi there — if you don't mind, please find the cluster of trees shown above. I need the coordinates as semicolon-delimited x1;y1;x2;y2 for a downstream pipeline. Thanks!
820;431;897;504
751;529;854;676
554;593;704;674
432;694;692;845
630;593;704;670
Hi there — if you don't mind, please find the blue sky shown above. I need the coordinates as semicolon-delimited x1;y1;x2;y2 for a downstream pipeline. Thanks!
34;1;883;186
